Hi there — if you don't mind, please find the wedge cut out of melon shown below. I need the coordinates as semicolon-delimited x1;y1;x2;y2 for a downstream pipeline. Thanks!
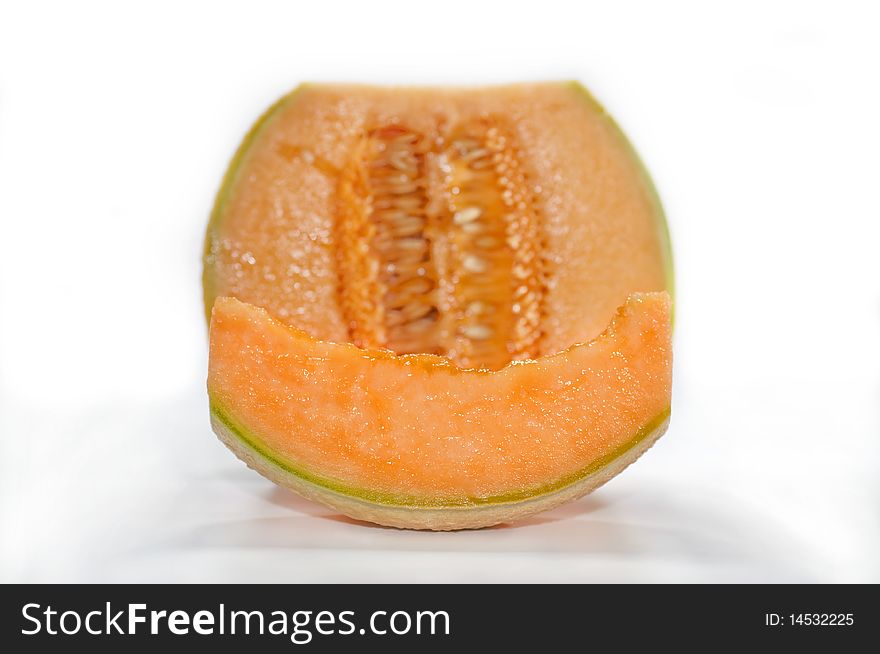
208;292;671;530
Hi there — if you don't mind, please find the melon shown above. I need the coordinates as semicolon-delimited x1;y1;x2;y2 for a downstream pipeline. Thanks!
203;82;674;529
209;293;671;530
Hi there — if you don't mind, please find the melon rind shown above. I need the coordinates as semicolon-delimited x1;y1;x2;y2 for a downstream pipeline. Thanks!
211;403;670;530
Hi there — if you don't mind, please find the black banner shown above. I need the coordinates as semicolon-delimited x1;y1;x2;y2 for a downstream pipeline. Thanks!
1;584;876;650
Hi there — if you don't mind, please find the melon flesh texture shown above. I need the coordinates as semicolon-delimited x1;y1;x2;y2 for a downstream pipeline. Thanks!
204;82;674;529
208;293;671;530
203;83;673;368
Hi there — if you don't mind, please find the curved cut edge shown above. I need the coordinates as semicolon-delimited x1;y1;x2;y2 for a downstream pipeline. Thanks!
207;291;672;530
211;406;669;531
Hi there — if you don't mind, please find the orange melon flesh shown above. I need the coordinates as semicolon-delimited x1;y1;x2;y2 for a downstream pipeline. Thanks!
208;292;672;530
203;82;673;366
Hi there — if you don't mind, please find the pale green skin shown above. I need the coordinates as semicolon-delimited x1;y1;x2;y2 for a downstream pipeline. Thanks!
211;403;670;530
203;82;675;528
212;402;670;509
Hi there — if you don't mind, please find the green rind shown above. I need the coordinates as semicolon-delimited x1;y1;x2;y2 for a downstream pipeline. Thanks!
209;399;671;509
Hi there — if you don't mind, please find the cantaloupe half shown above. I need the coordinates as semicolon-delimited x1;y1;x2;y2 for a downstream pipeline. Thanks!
209;293;670;530
204;82;674;529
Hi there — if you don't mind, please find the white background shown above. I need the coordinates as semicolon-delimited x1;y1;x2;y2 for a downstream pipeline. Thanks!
1;0;878;582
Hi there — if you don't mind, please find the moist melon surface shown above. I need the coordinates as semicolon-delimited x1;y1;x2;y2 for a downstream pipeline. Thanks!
204;83;672;368
208;293;671;529
204;82;674;529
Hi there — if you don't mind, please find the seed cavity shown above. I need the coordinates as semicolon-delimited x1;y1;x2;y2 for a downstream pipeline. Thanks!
439;120;545;369
335;119;545;368
336;126;440;352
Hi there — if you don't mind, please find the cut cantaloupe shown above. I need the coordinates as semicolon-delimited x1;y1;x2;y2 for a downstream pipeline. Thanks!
204;82;674;529
208;293;671;530
203;83;673;367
